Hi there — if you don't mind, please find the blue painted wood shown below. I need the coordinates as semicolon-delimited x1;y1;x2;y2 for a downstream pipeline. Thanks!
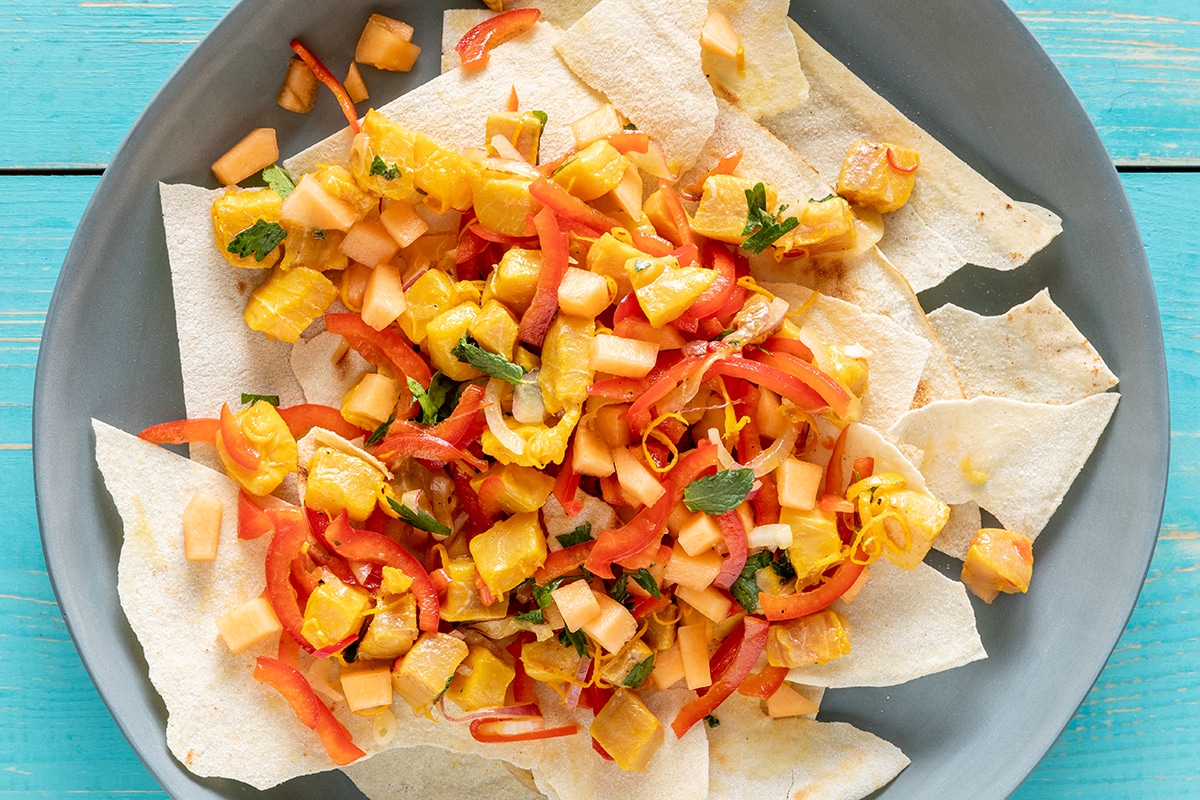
0;1;1196;798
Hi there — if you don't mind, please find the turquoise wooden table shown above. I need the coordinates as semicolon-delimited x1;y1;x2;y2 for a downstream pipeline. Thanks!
1;1;1193;796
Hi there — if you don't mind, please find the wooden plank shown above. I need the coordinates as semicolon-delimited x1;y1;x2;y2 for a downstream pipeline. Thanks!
0;1;1197;168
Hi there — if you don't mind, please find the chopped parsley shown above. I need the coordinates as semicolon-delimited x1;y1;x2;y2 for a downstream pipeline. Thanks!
740;182;800;255
386;495;451;536
629;568;662;599
559;626;588;658
704;715;720;728
240;393;280;406
451;335;526;386
623;654;655;689
517;578;563;625
683;468;755;515
408;372;458;426
364;412;395;447
731;551;773;612
226;219;286;262
369;155;402;180
530;109;548;131
622;122;638;131
261;164;296;198
556;521;594;548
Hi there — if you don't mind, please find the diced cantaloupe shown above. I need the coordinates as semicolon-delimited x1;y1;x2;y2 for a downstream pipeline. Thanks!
650;643;685;690
589;334;659;378
182;490;222;562
677;622;712;690
276;56;317;113
675;510;724;557
581;591;637;653
572;424;616;478
379;199;428;248
662;543;723;591
340;216;400;268
766;682;820;718
756;388;790;439
776;456;823;511
595;404;633;448
674;584;733;623
340;662;394;712
569;103;625;150
361;262;408;331
215;596;282;653
211;128;279;187
558;268;613;319
344;62;369;103
355;14;421;72
282;174;360;231
611;447;666;507
550;580;603;632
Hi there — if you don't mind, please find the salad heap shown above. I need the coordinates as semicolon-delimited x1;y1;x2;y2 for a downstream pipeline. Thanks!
93;2;1121;798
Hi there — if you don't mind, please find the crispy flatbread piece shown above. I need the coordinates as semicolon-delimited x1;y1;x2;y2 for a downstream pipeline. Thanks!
702;0;809;120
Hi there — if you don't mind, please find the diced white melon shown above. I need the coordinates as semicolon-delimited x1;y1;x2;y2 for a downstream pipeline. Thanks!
650;643;685;691
569;103;625;150
282;174;359;231
182;491;222;562
215;596;282;653
340;662;394;712
590;334;659;379
380;199;429;248
662;542;722;591
677;623;712;690
674;584;732;622
341;216;401;267
573;424;615;477
361;262;408;331
675;510;724;557
551;580;603;632
776;456;824;511
611;447;665;507
581;591;638;654
558;268;613;319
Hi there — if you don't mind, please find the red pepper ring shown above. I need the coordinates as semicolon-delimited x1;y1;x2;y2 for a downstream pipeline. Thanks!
737;664;789;700
264;507;318;653
321;512;442;632
289;39;361;135
253;656;366;765
705;358;828;414
469;717;578;743
276;403;368;442
657;179;697;249
886;146;919;174
626;355;707;437
137;417;219;445
712;510;749;590
455;8;542;70
672;616;769;738
758;557;867;621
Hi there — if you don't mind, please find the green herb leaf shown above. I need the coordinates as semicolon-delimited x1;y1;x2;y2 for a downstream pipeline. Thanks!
241;393;280;406
739;182;800;255
683;468;755;515
451;336;526;386
312;229;326;240
515;608;546;624
622;654;655;689
408;373;457;426
704;714;720;728
369;155;402;180
622;122;638;131
630;568;661;599
770;551;796;581
559;627;588;658
530;110;548;130
365;412;396;447
262;165;296;199
610;574;631;606
226;219;287;262
386;496;451;536
731;551;773;613
556;522;593;548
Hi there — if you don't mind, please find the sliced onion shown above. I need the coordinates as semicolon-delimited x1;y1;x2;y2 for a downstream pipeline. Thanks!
564;657;592;713
485;378;526;456
371;708;399;746
512;369;546;423
437;696;542;724
402;265;428;291
744;423;799;478
489;134;527;163
627;139;674;180
307;658;345;704
707;428;738;471
746;523;793;550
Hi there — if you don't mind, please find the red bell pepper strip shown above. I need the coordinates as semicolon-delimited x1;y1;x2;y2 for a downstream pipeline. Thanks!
738;664;789;700
631;593;671;621
672;242;700;268
518;205;570;348
321;513;441;632
455;8;541;70
658;179;696;249
606;131;650;154
237;490;275;540
449;462;492;535
705;358;827;412
427;383;487;449
552;445;585;516
586;442;717;578
289;40;361;135
264;507;316;653
469;717;578;743
587;376;650;401
758;557;866;621
852;456;875;481
527;176;673;257
534;539;596;584
681;150;743;201
253;656;366;765
276;403;367;442
476;475;506;521
324;312;433;387
137;417;218;445
824;426;850;498
311;633;358;660
760;336;814;361
712;511;749;590
276;630;301;670
671;616;769;738
626;355;706;437
749;349;853;418
219;402;260;471
469;223;538;246
592;737;616;760
370;424;481;468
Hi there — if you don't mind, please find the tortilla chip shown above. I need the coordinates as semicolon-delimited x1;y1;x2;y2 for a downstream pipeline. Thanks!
703;0;809;120
287;23;607;175
441;2;604;73
290;329;371;408
888;393;1120;539
555;0;715;174
708;694;909;800
760;21;1062;292
754;247;964;408
159;183;306;461
927;289;1119;404
937;501;984;561
344;747;543;800
762;282;931;432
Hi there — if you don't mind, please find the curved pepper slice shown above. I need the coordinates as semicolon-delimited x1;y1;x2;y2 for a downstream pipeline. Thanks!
455;8;542;70
469;717;578;743
264;507;317;653
518;205;569;348
705;358;827;412
290;39;361;135
276;403;368;441
671;616;769;738
325;312;433;395
758;558;866;622
253;656;366;765
321;513;441;632
137;417;219;445
712;510;749;590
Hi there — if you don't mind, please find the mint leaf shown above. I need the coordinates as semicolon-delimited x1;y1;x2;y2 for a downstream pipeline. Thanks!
731;551;773;613
262;165;296;199
630;568;661;599
683;468;754;515
610;574;631;606
739;182;799;255
369;155;401;180
365;412;395;447
451;336;525;386
559;626;588;658
622;654;655;689
556;521;593;548
241;393;280;406
226;219;286;262
408;373;457;426
386;495;450;536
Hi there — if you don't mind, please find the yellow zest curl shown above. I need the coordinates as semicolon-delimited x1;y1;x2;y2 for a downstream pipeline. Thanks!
642;412;688;473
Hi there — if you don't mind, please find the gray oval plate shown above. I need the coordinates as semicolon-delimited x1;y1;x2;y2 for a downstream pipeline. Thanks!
33;1;1167;798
